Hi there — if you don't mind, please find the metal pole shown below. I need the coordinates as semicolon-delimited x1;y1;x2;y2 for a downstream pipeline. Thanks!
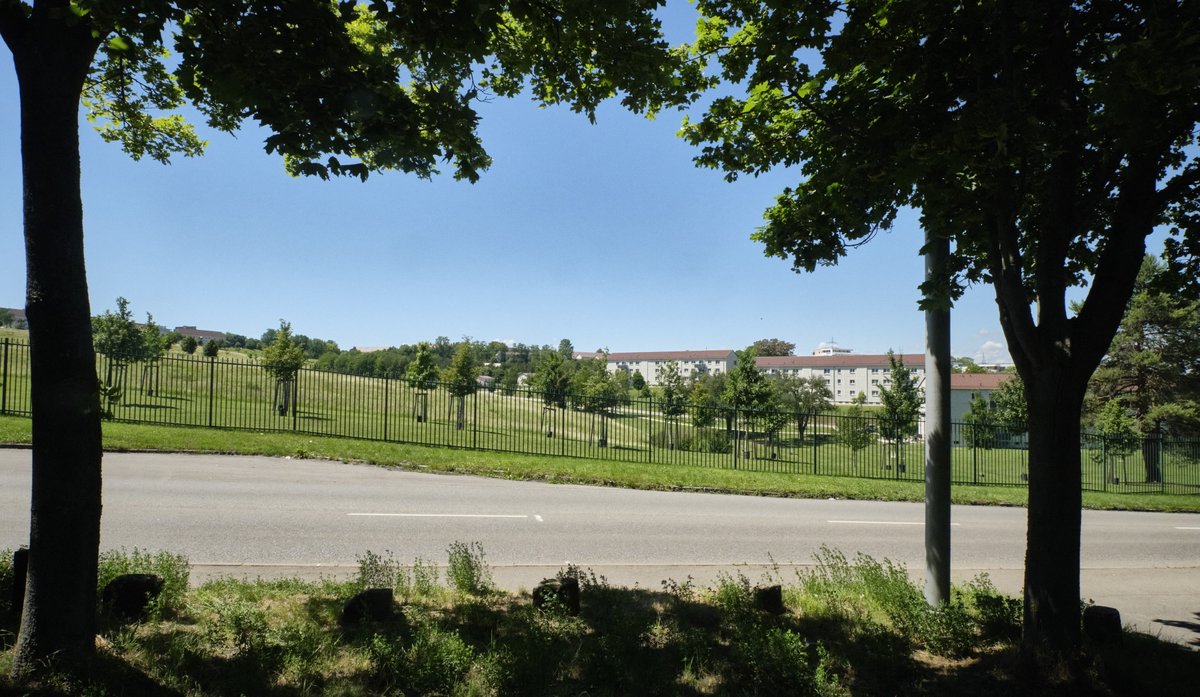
207;357;215;428
1;338;9;415
924;230;952;606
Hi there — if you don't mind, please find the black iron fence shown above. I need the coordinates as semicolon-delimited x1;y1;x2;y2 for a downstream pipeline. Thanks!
1;339;1197;494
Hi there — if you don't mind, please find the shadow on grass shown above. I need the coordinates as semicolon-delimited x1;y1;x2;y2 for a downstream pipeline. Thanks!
3;583;1199;697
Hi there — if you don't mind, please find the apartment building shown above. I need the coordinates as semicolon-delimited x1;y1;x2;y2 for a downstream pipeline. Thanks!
604;349;736;385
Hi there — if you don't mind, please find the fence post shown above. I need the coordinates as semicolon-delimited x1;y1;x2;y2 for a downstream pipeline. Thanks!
646;396;652;463
292;373;299;431
383;378;390;441
733;407;739;470
812;412;818;475
972;429;978;485
1;338;8;415
207;357;215;428
1102;435;1108;492
472;392;478;449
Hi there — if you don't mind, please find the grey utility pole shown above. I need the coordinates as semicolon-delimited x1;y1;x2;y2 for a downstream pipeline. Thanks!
924;231;952;605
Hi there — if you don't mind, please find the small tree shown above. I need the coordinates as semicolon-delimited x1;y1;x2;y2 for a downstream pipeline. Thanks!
582;369;627;447
772;374;833;443
723;347;774;458
139;314;167;396
407;343;440;423
202;339;221;359
92;297;147;404
837;393;877;468
688;378;718;430
963;393;999;450
181;336;199;355
261;320;306;416
532;351;572;437
557;338;575;359
631;370;646;391
658;361;689;449
878;351;922;472
0;308;13;327
442;343;478;431
1091;400;1140;485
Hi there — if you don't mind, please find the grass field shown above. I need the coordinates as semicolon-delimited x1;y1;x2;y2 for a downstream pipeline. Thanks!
2;416;1197;513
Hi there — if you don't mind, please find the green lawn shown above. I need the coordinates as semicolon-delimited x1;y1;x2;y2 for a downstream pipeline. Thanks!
2;416;1197;513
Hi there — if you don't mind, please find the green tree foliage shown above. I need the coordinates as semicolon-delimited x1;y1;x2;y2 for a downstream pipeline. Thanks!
91;297;145;364
202;339;221;358
557;338;575;359
630;370;646;391
878;352;922;446
952;357;988;374
962;394;998;450
261;321;306;384
579;364;626;447
837;393;876;467
2;2;700;671
407;343;439;423
991;373;1028;435
0;308;13;327
657;360;689;449
724;347;776;455
442;343;478;431
532;351;572;410
1091;400;1141;485
680;0;1200;654
180;336;198;355
688;377;718;429
1088;256;1200;438
772;374;832;443
750;338;795;357
407;343;440;392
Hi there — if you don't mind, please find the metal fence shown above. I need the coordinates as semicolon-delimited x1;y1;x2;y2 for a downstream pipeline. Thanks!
1;338;1197;494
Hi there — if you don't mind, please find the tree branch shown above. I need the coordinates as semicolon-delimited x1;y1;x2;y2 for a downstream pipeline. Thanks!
0;0;28;49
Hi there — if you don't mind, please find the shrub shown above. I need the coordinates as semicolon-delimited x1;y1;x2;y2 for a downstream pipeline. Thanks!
369;622;478;695
356;549;401;590
447;541;493;596
97;547;189;619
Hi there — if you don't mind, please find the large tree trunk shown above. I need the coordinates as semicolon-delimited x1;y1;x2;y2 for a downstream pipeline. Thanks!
6;20;104;676
1022;370;1086;655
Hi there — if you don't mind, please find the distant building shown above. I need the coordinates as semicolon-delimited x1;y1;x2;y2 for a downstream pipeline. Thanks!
811;340;852;356
756;352;925;407
756;349;1014;423
572;351;602;360
173;325;226;344
604;350;736;385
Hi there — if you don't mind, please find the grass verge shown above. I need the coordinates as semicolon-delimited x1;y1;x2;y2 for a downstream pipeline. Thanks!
1;416;1198;512
2;545;1197;696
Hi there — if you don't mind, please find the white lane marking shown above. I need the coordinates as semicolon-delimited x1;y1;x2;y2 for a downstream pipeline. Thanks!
348;513;529;519
534;515;544;523
1176;526;1200;530
828;520;961;526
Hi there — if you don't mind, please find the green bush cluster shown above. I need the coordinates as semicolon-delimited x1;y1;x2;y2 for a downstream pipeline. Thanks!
651;426;732;453
97;547;190;619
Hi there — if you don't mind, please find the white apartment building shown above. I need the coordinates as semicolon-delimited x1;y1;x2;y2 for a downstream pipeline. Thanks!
756;352;1012;422
756;353;926;406
605;350;736;385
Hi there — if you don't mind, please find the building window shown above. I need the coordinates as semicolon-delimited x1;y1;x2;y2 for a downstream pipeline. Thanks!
824;368;831;374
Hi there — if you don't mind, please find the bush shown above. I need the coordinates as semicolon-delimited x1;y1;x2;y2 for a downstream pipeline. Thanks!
356;549;402;590
447;541;493;596
97;547;190;619
369;621;481;695
650;426;731;453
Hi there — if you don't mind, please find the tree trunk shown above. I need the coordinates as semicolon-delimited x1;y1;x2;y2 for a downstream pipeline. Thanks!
7;23;105;676
1141;430;1162;483
1022;371;1086;656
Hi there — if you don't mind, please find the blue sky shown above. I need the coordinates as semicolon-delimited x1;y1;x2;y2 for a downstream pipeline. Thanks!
0;13;1018;362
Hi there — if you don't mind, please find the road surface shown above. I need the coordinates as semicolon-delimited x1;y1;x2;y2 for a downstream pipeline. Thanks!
2;449;1197;646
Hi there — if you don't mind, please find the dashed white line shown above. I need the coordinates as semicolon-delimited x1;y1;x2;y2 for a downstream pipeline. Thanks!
348;513;530;519
534;515;544;523
828;520;961;526
1176;526;1200;530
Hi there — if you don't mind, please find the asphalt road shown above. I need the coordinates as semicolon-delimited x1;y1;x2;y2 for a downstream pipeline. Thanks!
2;449;1198;646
